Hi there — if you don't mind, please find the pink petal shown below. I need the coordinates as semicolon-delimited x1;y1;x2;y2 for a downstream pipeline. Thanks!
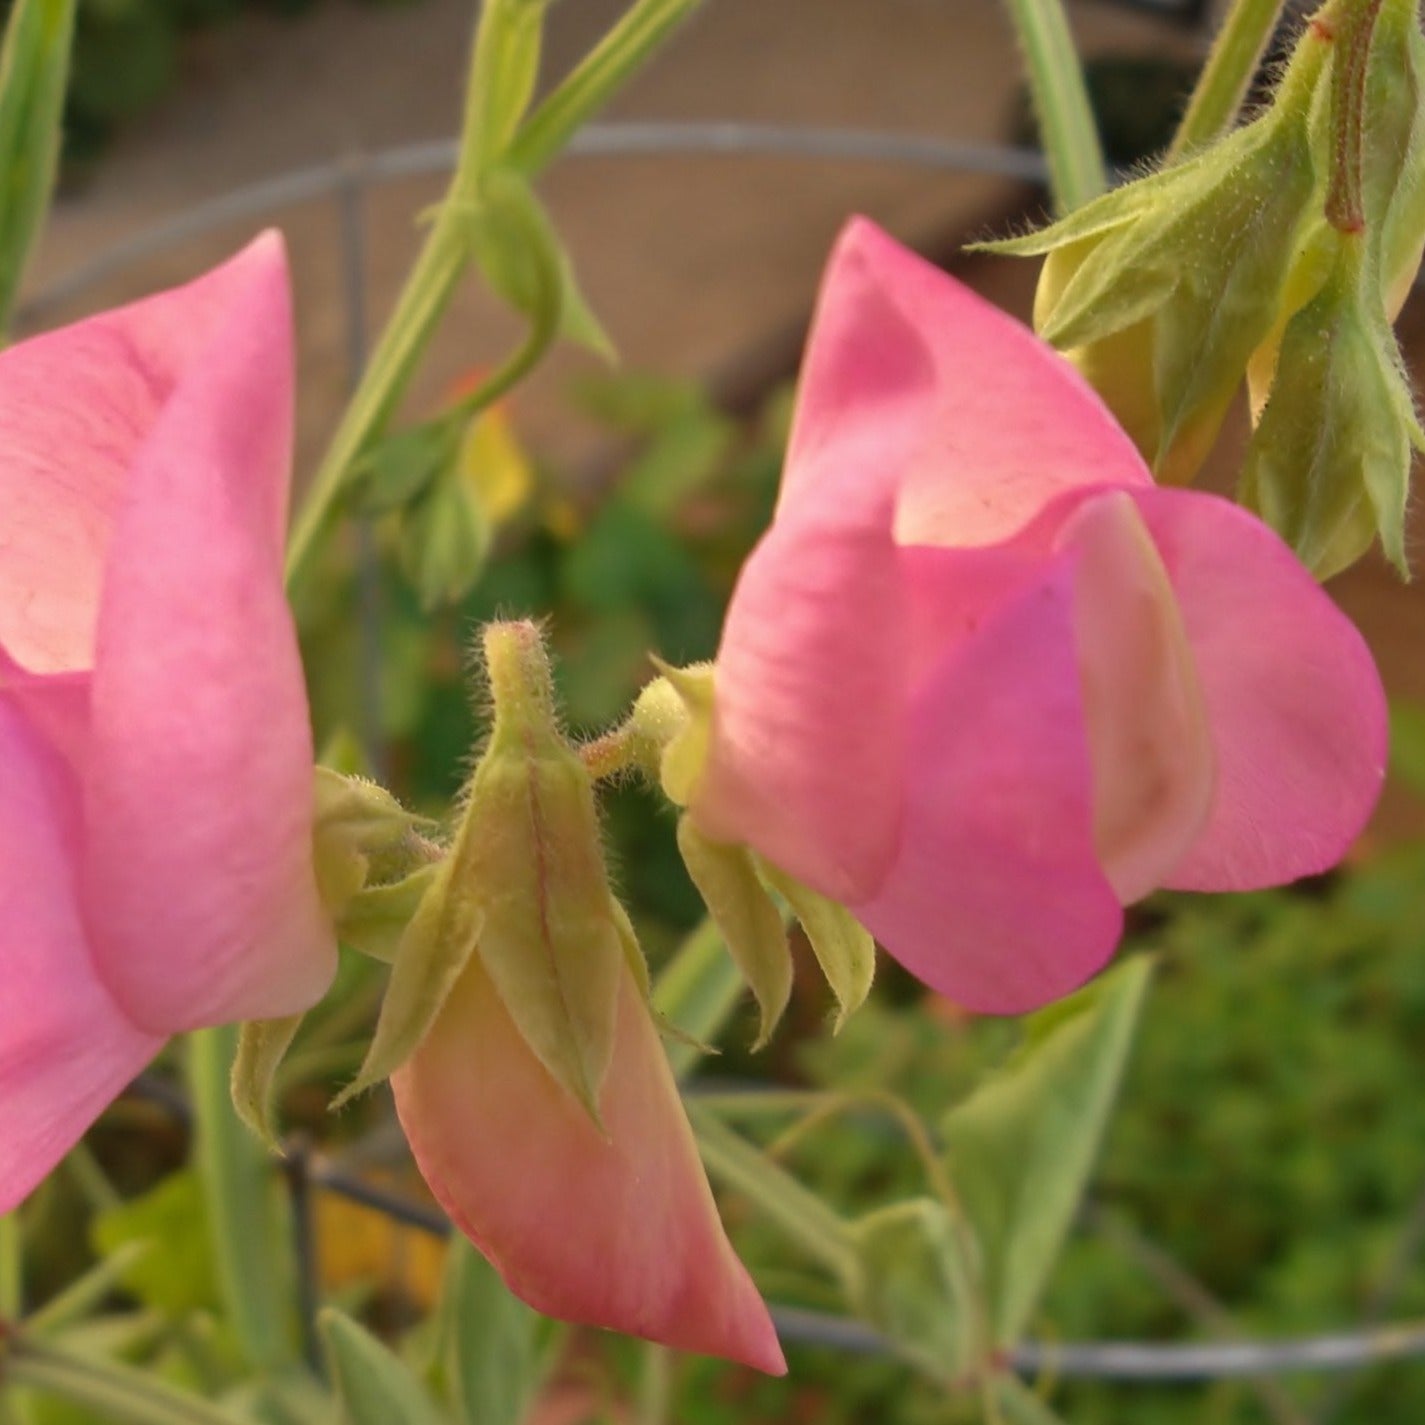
0;697;161;1214
696;506;909;903
782;218;1150;549
80;235;336;1033
1129;488;1387;891
0;235;295;675
857;555;1123;1014
1052;491;1215;903
393;959;786;1374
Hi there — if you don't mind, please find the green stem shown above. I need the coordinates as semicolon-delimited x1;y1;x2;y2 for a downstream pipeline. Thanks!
1168;0;1288;159
635;1344;673;1425
1000;0;1106;213
3;1335;248;1425
1326;0;1386;232
187;1027;295;1372
689;1106;859;1285
508;0;705;175
0;1216;19;1320
284;0;707;592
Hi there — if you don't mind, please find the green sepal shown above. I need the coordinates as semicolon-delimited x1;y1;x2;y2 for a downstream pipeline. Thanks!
230;1013;304;1150
651;659;715;806
333;866;484;1109
1242;232;1421;577
676;816;792;1048
339;864;441;964
758;858;875;1032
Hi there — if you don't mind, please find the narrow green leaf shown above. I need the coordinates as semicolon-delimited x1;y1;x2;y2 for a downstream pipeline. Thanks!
758;861;874;1032
463;0;551;172
0;0;76;333
4;1335;249;1425
437;1239;543;1425
187;1026;297;1371
652;917;747;1080
995;1376;1071;1425
319;1309;447;1425
508;0;705;176
676;817;792;1048
941;956;1153;1346
25;1243;151;1336
230;1014;304;1149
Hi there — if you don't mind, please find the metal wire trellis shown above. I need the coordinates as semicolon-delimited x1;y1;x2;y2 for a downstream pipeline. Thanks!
43;117;1425;1403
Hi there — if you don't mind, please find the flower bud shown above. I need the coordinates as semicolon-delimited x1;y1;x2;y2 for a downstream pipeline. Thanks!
312;767;429;918
340;622;626;1123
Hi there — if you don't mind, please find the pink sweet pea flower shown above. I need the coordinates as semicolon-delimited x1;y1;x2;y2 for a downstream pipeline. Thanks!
393;957;787;1374
0;237;337;1211
690;218;1387;1014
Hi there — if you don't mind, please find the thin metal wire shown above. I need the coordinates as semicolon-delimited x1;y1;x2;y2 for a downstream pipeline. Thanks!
18;123;1048;322
305;1158;1425;1384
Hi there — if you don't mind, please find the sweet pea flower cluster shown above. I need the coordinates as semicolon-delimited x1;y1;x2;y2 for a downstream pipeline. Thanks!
0;238;336;1213
686;219;1388;1013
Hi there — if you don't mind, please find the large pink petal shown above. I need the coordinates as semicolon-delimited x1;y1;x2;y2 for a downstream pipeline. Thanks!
0;236;295;675
693;235;937;901
0;698;161;1214
858;554;1123;1013
80;236;336;1033
782;219;1150;549
1129;488;1387;891
696;506;909;903
394;959;785;1374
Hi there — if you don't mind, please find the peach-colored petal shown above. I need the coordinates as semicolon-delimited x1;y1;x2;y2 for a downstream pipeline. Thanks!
782;218;1150;550
393;958;785;1374
0;236;293;675
1129;488;1387;891
1053;490;1215;902
80;235;336;1033
0;698;160;1214
857;556;1122;1013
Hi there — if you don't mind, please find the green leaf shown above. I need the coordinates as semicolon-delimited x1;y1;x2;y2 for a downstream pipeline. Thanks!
941;955;1153;1346
319;1309;448;1425
90;1174;220;1319
676;816;791;1048
995;1376;1071;1425
25;1243;153;1336
340;866;440;965
4;1336;249;1425
845;1199;979;1385
758;860;874;1032
471;171;613;359
230;1014;304;1149
0;0;74;332
436;1240;543;1425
